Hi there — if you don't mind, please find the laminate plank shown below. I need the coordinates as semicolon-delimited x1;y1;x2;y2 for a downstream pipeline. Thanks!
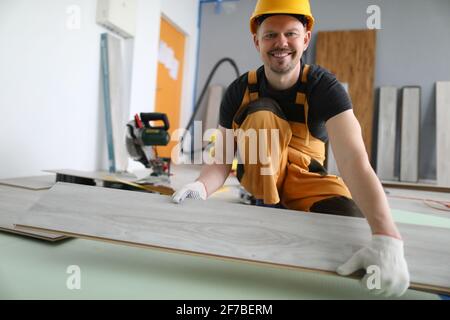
387;185;450;217
204;85;223;132
400;87;420;182
326;82;347;176
44;169;138;183
44;169;173;194
384;186;449;218
326;142;340;176
377;87;398;181
436;82;450;187
386;187;450;204
17;183;450;294
0;227;63;242
0;185;65;241
0;175;55;190
382;180;450;193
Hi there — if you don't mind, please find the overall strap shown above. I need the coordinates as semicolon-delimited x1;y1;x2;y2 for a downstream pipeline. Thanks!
248;70;259;102
298;64;311;145
232;70;258;129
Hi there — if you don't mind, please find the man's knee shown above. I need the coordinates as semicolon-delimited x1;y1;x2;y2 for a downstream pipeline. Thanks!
309;196;364;218
233;97;287;129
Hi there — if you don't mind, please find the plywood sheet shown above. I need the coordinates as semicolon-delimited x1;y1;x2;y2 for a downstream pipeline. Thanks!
316;30;377;161
0;175;55;190
0;185;65;241
400;87;420;183
376;87;398;181
436;82;450;187
17;183;450;294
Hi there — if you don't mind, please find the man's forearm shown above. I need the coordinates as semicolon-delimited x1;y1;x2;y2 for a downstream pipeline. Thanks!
339;158;401;239
197;163;232;197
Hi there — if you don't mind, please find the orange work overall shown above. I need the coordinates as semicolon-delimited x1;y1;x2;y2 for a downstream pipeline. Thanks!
232;65;363;217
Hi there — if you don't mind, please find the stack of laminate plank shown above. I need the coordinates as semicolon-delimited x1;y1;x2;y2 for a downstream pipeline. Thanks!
0;169;150;241
376;82;450;188
0;175;65;241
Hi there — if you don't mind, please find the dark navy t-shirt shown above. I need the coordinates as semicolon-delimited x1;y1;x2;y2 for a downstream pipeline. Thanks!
219;64;352;142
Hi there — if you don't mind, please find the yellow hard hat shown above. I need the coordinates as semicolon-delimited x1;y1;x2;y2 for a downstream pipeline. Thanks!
250;0;315;34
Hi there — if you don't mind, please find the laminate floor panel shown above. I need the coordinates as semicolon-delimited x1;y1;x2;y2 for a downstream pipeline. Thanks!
0;185;65;241
400;87;420;182
0;175;55;190
436;82;450;187
386;187;450;218
44;169;138;183
377;87;398;181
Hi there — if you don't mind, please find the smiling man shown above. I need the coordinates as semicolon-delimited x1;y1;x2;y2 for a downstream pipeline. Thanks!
172;0;410;297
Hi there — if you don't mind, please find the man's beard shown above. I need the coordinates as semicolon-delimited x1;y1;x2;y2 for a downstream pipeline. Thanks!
270;60;297;74
267;49;299;74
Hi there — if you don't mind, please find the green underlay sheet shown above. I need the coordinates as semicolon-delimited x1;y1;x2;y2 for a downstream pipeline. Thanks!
391;209;450;229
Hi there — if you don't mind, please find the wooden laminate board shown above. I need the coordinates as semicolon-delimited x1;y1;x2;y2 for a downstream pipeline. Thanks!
386;186;450;217
44;169;174;195
325;83;349;176
0;175;55;190
0;185;65;241
326;142;340;176
382;180;450;193
204;85;223;133
377;87;398;181
316;30;376;161
436;82;450;187
386;187;450;203
0;226;63;242
17;183;450;294
44;169;138;183
400;87;420;183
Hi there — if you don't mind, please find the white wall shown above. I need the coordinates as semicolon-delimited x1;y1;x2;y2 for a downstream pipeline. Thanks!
0;0;199;178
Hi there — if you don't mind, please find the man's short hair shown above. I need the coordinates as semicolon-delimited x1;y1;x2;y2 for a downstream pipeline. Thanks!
256;14;308;30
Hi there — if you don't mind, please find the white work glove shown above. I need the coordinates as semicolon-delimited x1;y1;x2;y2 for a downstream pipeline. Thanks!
172;181;207;204
337;235;410;297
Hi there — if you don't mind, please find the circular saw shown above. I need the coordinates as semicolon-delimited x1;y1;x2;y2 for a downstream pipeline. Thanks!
126;113;171;180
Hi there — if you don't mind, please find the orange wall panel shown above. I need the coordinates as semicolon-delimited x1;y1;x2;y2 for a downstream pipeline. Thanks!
155;17;186;159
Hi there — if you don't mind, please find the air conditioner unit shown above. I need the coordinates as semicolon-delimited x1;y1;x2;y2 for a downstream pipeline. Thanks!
96;0;137;38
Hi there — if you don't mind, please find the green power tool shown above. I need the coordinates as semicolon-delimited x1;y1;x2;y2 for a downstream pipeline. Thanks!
126;112;171;178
